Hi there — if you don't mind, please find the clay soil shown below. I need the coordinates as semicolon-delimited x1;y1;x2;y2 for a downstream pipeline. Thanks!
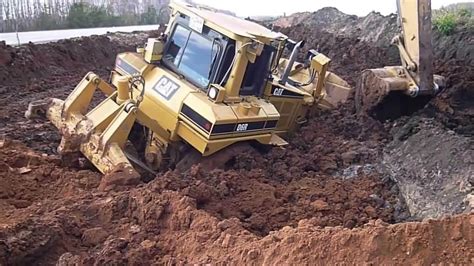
0;14;473;265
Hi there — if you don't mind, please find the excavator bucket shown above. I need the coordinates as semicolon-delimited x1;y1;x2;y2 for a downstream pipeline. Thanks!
357;67;424;120
25;72;142;184
356;67;445;120
356;0;445;120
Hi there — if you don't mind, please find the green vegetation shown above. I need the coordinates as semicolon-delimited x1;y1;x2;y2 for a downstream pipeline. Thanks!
67;3;120;29
433;6;473;35
433;11;457;35
0;0;168;33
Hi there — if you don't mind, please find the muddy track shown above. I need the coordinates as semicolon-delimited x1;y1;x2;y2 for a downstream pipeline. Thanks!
0;15;473;264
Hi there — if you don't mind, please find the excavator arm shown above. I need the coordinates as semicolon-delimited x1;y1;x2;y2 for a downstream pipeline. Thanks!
396;0;435;95
356;0;445;119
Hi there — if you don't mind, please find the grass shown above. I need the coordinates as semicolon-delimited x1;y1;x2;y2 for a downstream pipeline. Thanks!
433;7;473;35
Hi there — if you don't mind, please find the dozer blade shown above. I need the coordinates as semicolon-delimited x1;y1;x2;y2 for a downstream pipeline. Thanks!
316;71;352;109
26;72;142;187
278;57;352;109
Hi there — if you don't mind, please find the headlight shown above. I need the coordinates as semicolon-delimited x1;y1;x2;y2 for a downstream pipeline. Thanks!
208;87;218;100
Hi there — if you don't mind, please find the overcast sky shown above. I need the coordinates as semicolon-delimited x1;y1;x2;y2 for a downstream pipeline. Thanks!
192;0;471;17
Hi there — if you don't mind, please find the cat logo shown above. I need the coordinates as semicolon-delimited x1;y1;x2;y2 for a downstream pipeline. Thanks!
273;88;285;96
153;76;180;100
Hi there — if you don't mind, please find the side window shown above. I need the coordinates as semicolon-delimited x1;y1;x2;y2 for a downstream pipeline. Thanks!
216;42;236;86
240;46;274;96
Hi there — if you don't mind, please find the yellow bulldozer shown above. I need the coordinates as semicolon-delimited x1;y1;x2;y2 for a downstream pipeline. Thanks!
26;0;444;180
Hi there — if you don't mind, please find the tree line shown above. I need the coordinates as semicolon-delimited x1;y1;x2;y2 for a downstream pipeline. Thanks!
0;0;170;33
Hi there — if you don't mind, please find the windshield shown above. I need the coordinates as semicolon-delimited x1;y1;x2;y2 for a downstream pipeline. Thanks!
163;24;218;88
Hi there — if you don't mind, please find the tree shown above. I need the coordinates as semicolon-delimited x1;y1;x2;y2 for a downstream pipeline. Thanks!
0;0;170;33
141;5;158;25
67;2;91;28
0;0;4;32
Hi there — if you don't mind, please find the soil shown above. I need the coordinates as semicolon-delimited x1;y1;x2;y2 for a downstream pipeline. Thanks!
271;7;400;46
383;117;473;219
0;8;473;265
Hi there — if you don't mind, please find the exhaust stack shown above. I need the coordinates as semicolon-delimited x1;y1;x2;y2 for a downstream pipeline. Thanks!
279;40;305;85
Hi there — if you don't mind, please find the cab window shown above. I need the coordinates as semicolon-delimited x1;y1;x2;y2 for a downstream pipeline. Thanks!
163;24;219;89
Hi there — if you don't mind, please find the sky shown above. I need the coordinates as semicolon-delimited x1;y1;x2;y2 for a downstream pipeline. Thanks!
192;0;471;17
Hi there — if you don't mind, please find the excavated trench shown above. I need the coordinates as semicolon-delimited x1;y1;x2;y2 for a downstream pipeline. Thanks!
0;17;472;264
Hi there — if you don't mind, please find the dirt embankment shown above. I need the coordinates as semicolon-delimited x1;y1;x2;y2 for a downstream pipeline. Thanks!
0;140;472;265
272;7;399;46
0;9;473;265
0;149;472;264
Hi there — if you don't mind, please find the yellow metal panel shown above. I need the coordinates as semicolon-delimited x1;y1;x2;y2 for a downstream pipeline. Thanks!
169;1;286;41
176;121;275;156
225;40;251;101
87;96;121;131
399;0;420;64
176;121;208;153
267;96;302;132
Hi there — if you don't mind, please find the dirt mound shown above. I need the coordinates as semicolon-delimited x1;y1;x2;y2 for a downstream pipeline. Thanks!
0;139;101;223
155;166;402;235
271;8;399;46
0;31;158;84
1;181;472;264
429;27;474;135
0;141;470;265
277;25;400;87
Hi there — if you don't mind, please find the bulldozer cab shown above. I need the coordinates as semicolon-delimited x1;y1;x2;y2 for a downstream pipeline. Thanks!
161;1;284;102
161;15;273;98
162;19;223;91
160;1;350;132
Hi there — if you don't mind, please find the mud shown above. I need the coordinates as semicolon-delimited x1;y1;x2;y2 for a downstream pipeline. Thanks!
0;8;473;265
383;117;473;218
272;7;400;46
0;165;472;264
